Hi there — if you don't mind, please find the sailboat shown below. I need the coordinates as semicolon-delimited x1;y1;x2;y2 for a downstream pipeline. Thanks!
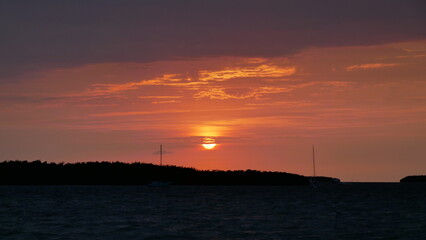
146;144;171;187
310;145;319;188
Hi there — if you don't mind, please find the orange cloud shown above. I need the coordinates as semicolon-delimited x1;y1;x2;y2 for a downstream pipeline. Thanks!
77;63;297;98
193;88;248;100
91;107;257;117
83;74;206;96
345;63;399;71
138;96;183;99
245;101;318;107
244;58;268;64
193;86;290;100
199;64;296;81
137;96;183;104
91;109;192;117
151;100;180;104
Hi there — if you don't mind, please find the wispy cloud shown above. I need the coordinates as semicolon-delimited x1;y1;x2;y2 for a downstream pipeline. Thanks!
345;63;399;71
151;100;180;104
83;74;206;96
91;107;257;117
193;86;290;100
138;96;183;99
199;65;296;82
78;64;296;97
91;109;192;117
138;95;182;104
245;101;318;107
394;54;426;59
193;88;249;100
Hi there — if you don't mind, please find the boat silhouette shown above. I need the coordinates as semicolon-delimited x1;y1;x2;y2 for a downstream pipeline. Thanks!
310;145;319;188
146;144;171;187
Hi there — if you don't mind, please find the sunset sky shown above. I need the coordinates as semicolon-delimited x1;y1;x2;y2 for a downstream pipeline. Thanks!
1;0;425;182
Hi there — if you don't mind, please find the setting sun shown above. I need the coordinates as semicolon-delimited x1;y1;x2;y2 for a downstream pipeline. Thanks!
202;143;217;150
202;137;217;150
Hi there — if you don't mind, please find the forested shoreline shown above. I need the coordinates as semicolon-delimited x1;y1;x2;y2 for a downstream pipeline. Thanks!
400;175;426;183
0;160;340;185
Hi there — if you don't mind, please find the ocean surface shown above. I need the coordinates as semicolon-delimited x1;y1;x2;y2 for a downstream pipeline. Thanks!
1;183;425;240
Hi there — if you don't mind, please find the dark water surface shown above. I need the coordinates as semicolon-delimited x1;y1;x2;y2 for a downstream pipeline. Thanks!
1;183;425;239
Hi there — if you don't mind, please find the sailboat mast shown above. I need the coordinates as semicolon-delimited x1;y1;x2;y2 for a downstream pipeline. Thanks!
312;145;316;177
160;144;163;166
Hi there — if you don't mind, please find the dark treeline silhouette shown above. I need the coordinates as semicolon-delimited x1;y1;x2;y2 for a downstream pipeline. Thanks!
400;175;426;183
0;160;339;185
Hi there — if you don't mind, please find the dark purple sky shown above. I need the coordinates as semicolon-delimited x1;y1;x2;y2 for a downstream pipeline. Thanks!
1;0;424;81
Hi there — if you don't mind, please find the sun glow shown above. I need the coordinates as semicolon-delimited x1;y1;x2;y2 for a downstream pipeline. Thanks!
202;143;217;150
201;137;217;150
196;125;223;137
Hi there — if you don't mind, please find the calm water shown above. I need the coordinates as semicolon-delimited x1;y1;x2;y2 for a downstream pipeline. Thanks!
1;183;425;240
